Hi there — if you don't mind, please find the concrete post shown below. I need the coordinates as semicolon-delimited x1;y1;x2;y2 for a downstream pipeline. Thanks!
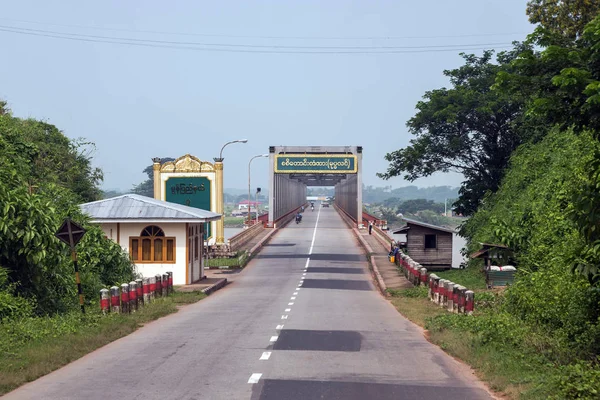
162;274;169;297
419;268;428;286
465;290;475;315
142;277;151;304
167;271;173;295
446;282;455;312
458;286;467;314
110;286;120;313
149;276;156;302
437;279;446;306
452;285;460;313
431;275;439;303
100;288;110;314
136;278;144;307
120;283;130;314
155;274;162;298
129;281;138;312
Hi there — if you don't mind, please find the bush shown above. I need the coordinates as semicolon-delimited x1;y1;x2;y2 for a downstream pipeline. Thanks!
550;359;600;399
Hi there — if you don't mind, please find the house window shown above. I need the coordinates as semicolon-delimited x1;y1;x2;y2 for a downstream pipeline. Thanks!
130;225;175;263
425;234;437;249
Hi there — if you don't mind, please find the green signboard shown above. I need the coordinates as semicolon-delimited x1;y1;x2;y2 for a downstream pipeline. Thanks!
274;155;357;174
165;177;212;239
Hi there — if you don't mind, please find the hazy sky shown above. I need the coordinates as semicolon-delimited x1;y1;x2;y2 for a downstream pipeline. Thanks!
0;1;533;192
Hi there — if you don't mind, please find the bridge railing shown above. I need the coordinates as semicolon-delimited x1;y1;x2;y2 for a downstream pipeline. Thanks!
229;223;265;253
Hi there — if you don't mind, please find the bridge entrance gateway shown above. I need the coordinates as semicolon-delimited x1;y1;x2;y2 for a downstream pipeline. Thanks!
268;146;363;227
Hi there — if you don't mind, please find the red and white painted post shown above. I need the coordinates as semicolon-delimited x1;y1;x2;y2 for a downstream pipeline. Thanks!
143;277;151;304
100;288;110;314
458;286;466;313
110;286;120;313
136;278;144;307
129;281;138;312
438;279;446;306
419;268;428;287
162;274;169;297
428;274;435;300
167;272;173;294
149;276;156;302
120;283;130;313
452;285;461;313
446;282;455;312
465;290;475;315
432;275;440;303
155;274;162;298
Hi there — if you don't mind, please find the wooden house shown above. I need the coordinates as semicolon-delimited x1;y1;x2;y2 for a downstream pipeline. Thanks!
395;218;454;270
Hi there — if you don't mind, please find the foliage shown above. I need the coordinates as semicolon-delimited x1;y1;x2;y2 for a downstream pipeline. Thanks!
0;104;135;315
0;112;103;202
378;48;537;215
462;129;600;361
549;358;600;399
526;0;600;41
131;157;174;197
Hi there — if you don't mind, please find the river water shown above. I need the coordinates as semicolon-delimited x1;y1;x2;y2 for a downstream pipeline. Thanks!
224;227;244;240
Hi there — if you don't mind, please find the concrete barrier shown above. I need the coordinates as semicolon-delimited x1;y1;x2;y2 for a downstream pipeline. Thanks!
110;286;120;313
120;283;130;314
100;277;175;317
100;288;109;314
136;278;144;307
129;281;138;312
149;276;156;303
155;274;162;298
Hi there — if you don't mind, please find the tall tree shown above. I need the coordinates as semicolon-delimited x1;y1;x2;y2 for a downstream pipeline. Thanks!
378;48;532;215
526;0;600;41
131;157;174;197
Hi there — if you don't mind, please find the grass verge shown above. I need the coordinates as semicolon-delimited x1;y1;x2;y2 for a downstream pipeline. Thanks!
435;266;487;290
0;290;206;396
388;288;569;399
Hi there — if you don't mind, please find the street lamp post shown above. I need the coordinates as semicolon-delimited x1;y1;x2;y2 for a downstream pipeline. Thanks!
213;139;248;245
248;154;268;225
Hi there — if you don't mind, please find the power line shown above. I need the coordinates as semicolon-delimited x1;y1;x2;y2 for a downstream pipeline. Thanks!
0;24;514;51
0;17;528;41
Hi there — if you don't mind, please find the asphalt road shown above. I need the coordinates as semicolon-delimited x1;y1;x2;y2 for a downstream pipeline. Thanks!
5;206;492;400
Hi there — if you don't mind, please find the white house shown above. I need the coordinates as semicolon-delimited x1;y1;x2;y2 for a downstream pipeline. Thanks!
80;194;221;285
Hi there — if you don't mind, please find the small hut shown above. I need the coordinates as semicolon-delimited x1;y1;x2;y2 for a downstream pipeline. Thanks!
394;218;454;270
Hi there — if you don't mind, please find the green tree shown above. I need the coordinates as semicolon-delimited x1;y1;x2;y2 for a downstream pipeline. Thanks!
378;48;533;215
0;104;135;314
526;0;600;41
131;157;174;197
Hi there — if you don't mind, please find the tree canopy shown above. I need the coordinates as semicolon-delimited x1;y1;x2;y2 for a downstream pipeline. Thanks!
378;48;533;215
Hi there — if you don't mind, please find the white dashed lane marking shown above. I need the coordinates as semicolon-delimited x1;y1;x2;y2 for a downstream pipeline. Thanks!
285;308;291;312
260;352;271;360
270;336;278;342
288;302;294;306
248;373;262;384
281;315;288;319
276;324;284;330
291;297;296;300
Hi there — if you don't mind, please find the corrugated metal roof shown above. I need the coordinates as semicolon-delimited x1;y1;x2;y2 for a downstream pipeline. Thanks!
80;194;222;222
401;217;456;233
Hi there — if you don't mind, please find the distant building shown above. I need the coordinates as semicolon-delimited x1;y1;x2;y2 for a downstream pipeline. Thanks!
393;217;454;270
80;194;221;285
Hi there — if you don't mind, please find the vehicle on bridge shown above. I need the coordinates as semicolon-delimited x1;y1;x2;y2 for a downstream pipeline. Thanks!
322;202;329;208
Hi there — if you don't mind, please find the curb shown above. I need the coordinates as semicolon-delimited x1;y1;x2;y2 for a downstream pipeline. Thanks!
352;228;388;295
201;278;228;295
249;228;278;255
